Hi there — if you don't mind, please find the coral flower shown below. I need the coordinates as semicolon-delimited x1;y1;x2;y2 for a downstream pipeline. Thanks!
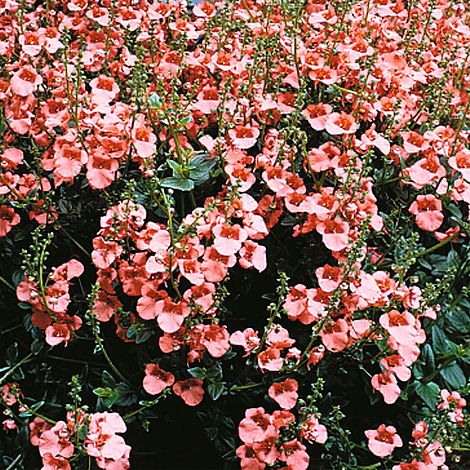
325;112;358;135
409;195;443;232
10;66;43;96
173;378;205;406
228;125;260;149
143;363;175;395
268;379;299;410
365;424;403;457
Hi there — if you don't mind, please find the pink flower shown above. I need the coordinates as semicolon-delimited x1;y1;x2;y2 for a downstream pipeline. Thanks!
365;424;403;457
371;371;401;404
143;363;175;395
320;318;349;352
173;378;205;406
300;415;328;444
41;454;71;470
10;66;43;96
281;440;310;470
202;324;230;358
316;264;342;292
257;347;284;372
302;103;332;130
91;237;123;269
230;328;260;355
239;240;267;272
325;112;358;135
85;412;130;467
449;149;470;181
422;440;446;467
229;125;260;149
402;131;428;154
213;223;248;256
409;195;443;232
89;75;120;106
0;205;20;237
379;310;418;345
45;323;72;347
438;389;466;425
236;444;266;469
239;408;276;444
38;421;74;459
157;300;189;334
316;218;350;252
268;379;299;410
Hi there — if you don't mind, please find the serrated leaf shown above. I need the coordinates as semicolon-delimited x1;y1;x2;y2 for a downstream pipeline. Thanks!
447;309;470;334
421;344;435;374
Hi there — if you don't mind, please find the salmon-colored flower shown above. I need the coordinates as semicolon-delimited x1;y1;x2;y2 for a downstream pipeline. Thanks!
409;194;443;232
268;379;299;410
10;66;43;96
173;378;204;406
143;363;175;395
325;112;358;135
365;424;403;457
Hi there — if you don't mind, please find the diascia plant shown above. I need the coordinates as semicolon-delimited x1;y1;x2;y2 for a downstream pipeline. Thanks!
0;0;469;468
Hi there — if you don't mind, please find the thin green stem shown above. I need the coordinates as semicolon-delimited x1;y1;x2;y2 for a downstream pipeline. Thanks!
0;352;34;385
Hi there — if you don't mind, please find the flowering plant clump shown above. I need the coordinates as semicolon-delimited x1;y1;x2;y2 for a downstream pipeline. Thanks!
0;0;469;468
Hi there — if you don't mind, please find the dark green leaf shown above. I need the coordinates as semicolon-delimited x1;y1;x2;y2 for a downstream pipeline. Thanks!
431;326;450;355
188;367;206;379
207;382;225;401
415;381;440;409
439;362;466;389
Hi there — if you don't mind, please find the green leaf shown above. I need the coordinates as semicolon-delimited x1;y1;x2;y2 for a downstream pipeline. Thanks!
207;382;225;401
30;338;44;356
102;370;116;388
160;176;195;191
447;309;470;334
415;381;440;409
431;326;450;355
421;344;435;374
439;362;466;389
30;401;45;412
148;93;162;109
188;367;206;379
167;159;182;175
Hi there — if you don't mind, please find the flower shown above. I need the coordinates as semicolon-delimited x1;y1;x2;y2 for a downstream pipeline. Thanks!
365;424;403;457
268;379;299;410
409;195;443;232
173;378;204;406
0;205;20;237
325;112;358;135
371;371;401;404
143;363;175;395
239;408;276;444
10;66;43;96
213;223;248;256
300;415;328;444
228;125;260;149
316;217;350;252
